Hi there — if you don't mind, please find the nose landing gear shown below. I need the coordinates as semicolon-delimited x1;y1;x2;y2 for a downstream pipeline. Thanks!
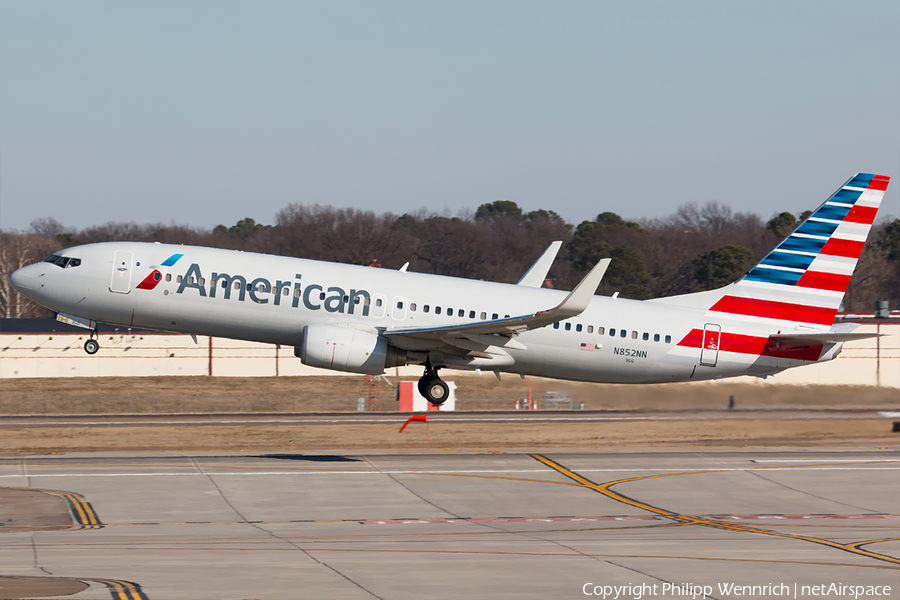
417;362;449;405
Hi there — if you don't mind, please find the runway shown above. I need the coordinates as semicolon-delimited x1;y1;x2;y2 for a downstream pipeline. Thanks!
1;449;898;599
0;408;893;428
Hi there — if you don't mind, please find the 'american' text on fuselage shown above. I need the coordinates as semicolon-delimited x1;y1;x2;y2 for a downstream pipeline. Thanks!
175;263;371;315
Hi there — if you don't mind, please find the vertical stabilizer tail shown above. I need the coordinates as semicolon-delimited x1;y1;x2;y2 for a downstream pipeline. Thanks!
708;173;890;328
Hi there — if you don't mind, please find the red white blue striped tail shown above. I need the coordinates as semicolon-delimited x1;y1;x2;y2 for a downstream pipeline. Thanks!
708;173;890;328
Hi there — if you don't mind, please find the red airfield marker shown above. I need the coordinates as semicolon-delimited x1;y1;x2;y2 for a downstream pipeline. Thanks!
399;414;428;433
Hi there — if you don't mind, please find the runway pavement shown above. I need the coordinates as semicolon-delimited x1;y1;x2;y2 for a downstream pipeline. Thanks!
1;448;898;599
0;408;893;428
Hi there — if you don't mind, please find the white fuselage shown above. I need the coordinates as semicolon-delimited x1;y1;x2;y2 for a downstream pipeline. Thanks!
9;241;829;383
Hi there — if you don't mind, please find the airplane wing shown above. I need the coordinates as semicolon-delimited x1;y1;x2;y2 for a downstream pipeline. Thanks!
383;258;610;354
517;241;562;287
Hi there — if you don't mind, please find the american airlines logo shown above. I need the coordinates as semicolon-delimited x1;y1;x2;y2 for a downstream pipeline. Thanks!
173;263;373;316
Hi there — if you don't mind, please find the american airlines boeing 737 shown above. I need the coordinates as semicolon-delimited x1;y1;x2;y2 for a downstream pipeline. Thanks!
8;173;890;404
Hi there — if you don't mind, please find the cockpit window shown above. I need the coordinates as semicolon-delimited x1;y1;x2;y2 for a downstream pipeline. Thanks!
43;255;81;268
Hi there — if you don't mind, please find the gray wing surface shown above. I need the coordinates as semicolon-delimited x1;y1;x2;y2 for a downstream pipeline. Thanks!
382;258;610;356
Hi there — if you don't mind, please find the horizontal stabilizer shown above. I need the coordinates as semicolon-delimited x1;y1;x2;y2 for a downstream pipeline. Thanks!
517;241;562;287
769;331;884;345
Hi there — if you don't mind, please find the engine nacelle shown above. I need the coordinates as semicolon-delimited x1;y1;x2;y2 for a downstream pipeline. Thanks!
297;324;406;375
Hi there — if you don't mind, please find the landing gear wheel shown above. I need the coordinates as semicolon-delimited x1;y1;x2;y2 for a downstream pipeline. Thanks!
418;360;448;405
84;339;100;355
418;376;448;405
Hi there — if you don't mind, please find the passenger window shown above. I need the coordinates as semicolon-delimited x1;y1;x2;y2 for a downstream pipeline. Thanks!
504;314;510;318
469;310;475;318
283;287;290;296
397;301;403;309
319;292;326;300
153;272;161;281
410;303;417;311
458;309;464;317
492;313;498;320
364;297;370;305
553;322;559;329
597;327;605;335
620;330;627;338
199;278;205;286
376;298;383;307
435;306;442;315
480;312;486;319
424;305;430;313
353;295;360;303
665;335;672;344
609;328;615;336
294;288;301;297
234;281;240;289
576;324;583;332
642;332;649;341
587;325;593;333
565;323;571;331
166;274;172;282
177;276;183;283
343;295;349;303
654;334;660;342
187;277;195;284
632;331;638;339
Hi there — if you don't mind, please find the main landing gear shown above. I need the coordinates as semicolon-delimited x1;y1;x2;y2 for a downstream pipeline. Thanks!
418;362;449;405
84;332;100;355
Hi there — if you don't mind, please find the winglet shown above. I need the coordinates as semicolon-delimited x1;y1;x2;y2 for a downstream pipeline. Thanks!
517;241;562;287
551;258;611;318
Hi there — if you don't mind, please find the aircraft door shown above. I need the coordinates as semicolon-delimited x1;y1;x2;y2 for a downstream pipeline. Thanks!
110;250;134;294
700;323;721;367
391;296;408;321
371;293;387;318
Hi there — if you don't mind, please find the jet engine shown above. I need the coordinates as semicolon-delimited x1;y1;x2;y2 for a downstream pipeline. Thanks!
297;324;406;375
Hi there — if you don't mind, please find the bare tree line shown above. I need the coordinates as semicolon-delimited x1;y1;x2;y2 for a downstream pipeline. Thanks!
2;201;898;319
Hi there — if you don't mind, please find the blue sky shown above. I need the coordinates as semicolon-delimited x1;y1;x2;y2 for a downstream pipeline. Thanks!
1;1;898;231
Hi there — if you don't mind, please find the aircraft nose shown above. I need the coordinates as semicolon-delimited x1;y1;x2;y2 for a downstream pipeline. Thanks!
8;264;40;292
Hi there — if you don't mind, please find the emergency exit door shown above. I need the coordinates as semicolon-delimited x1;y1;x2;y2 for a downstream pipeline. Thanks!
700;323;721;367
